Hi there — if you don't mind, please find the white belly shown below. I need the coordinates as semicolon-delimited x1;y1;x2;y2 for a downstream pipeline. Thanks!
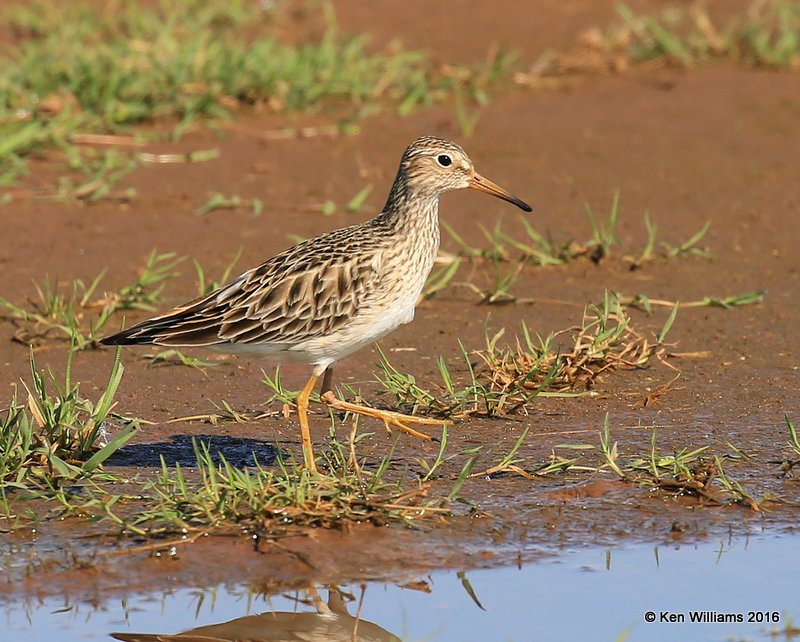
289;282;420;367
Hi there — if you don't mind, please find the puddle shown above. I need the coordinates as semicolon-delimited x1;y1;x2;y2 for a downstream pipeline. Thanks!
3;533;797;642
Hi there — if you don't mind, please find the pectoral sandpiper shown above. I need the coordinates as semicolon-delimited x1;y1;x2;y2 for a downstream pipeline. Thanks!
101;136;531;472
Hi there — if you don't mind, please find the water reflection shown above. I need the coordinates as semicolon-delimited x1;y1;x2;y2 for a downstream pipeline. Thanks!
2;535;798;642
111;586;400;642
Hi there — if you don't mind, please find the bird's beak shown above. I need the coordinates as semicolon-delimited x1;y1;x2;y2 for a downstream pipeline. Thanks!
467;172;532;212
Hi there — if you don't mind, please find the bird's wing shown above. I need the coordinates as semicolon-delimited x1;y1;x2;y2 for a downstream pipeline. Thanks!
212;252;378;346
102;229;380;348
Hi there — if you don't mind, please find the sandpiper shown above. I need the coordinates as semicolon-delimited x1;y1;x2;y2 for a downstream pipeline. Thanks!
102;136;532;472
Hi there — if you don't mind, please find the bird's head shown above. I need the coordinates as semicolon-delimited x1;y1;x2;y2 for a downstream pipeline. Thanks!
398;135;532;212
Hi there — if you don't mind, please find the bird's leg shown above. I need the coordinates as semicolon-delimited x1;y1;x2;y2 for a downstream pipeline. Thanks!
319;365;334;395
296;373;320;472
320;391;449;441
307;586;330;615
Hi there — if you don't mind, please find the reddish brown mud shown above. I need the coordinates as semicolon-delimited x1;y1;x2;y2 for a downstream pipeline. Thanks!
1;0;799;604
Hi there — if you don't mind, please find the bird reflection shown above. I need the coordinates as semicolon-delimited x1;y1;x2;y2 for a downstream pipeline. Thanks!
111;586;400;642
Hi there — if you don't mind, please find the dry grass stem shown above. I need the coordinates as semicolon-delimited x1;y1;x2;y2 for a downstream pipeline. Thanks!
480;295;677;397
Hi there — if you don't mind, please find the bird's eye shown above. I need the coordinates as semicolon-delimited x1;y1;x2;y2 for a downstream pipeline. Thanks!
436;154;452;167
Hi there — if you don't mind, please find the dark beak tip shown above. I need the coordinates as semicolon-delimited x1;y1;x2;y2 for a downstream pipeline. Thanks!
514;198;533;213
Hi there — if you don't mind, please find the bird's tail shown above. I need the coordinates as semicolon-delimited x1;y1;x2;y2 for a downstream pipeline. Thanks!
99;325;155;346
99;300;223;347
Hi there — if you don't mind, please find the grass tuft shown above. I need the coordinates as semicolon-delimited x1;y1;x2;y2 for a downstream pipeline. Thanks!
0;250;182;349
0;345;137;504
374;292;675;419
440;194;713;305
518;0;800;82
481;291;677;395
778;415;800;477
596;416;764;510
0;0;515;186
46;428;456;537
125;439;443;533
486;414;765;511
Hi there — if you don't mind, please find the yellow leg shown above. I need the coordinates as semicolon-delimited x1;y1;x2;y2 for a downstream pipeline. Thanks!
296;374;320;472
320;391;449;441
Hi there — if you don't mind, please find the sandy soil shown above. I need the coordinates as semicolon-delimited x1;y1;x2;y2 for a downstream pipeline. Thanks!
1;0;799;602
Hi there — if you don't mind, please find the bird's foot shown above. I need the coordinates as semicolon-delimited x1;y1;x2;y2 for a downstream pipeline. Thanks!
320;391;449;441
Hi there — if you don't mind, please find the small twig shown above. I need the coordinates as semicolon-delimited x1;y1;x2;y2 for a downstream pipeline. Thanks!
102;531;206;556
70;133;146;146
139;149;220;164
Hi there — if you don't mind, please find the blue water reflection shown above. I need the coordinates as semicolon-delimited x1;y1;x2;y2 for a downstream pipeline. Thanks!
3;534;797;642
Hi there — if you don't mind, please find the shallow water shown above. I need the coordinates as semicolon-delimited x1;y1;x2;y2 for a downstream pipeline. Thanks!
4;533;796;642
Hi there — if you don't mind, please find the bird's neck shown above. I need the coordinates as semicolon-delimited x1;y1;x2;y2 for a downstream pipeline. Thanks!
374;188;441;287
376;189;440;239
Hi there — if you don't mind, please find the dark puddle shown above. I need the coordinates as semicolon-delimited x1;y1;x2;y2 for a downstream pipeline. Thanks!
4;534;797;642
